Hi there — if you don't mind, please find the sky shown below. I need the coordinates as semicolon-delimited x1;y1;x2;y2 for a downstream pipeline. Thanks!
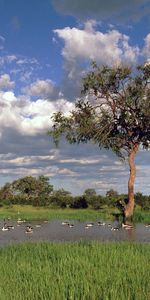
0;0;150;195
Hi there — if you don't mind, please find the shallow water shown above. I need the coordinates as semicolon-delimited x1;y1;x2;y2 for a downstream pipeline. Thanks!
0;219;150;246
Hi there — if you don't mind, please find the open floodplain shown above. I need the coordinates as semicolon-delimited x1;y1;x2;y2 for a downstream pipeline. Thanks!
0;207;150;300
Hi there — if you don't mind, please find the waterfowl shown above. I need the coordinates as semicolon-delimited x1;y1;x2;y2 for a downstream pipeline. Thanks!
97;222;105;226
68;224;74;228
7;225;14;230
85;225;90;229
62;221;69;225
145;224;150;228
17;219;24;225
1;220;12;231
35;224;41;228
86;223;94;227
2;226;9;231
111;227;119;231
25;225;33;233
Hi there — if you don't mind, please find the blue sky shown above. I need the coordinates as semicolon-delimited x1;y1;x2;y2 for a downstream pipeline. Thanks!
0;0;150;195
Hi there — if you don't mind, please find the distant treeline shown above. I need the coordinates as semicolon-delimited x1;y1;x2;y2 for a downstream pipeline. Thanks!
0;175;149;210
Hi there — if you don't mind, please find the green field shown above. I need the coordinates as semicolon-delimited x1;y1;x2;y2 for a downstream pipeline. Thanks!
0;242;149;300
0;205;150;223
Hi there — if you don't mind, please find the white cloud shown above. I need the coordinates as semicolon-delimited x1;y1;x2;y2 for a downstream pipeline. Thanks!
59;156;107;164
6;55;17;63
54;23;139;66
58;168;78;176
0;90;74;136
54;22;140;99
143;33;150;61
16;58;39;65
24;79;56;98
0;74;15;90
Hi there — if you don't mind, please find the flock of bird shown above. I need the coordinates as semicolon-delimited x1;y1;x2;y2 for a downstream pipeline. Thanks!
61;221;135;231
1;218;150;234
61;221;150;231
1;218;38;233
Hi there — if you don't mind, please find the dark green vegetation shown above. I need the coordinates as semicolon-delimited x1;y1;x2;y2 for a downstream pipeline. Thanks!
0;176;150;212
0;242;149;300
49;63;150;220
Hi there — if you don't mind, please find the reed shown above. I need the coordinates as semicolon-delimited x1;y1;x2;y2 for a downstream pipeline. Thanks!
0;242;149;300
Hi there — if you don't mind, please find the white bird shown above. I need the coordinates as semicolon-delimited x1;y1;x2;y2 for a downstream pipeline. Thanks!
111;227;119;231
17;219;24;225
97;222;105;226
62;221;69;225
68;224;74;228
2;220;13;231
86;223;94;227
7;225;14;230
2;226;9;231
25;225;33;233
145;224;150;228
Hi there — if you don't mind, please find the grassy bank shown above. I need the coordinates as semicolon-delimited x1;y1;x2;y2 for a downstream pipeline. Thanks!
0;205;150;223
0;205;118;221
0;242;149;300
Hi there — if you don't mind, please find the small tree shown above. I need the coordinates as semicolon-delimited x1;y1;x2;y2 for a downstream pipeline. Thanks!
49;63;150;220
12;175;53;206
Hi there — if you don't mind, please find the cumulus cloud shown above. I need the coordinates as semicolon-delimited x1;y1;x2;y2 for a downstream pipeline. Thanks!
54;22;140;98
52;0;150;22
23;79;60;99
54;24;139;66
0;74;15;90
0;90;74;136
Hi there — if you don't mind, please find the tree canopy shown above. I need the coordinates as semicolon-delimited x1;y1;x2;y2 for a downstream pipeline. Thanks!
49;63;150;220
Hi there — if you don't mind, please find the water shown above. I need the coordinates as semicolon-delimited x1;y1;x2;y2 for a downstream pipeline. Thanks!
0;220;150;246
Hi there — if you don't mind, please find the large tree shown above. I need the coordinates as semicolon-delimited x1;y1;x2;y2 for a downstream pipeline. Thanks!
49;63;150;220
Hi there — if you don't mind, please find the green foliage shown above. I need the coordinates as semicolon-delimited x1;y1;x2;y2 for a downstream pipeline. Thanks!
70;196;88;209
135;192;150;210
0;176;53;206
83;189;106;209
50;189;73;208
49;63;150;158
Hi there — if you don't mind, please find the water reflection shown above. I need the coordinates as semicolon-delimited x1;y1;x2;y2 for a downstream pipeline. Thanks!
0;219;150;246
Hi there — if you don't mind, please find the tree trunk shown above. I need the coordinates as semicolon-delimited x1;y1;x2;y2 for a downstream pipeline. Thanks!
124;143;139;220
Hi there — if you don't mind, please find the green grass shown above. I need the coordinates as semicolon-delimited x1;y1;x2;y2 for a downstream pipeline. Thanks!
0;205;150;223
0;242;149;300
133;209;150;223
0;205;118;222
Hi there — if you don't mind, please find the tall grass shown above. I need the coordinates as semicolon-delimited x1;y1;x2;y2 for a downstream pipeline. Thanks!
0;205;150;223
0;205;117;221
0;242;149;300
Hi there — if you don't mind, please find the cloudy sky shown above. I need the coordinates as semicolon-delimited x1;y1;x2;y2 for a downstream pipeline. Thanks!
0;0;150;195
